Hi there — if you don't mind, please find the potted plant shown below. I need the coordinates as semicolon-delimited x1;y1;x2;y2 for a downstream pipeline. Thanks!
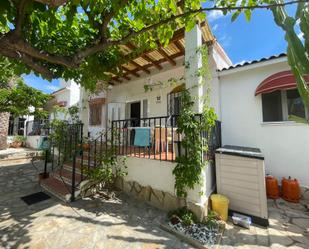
10;135;27;148
78;136;90;151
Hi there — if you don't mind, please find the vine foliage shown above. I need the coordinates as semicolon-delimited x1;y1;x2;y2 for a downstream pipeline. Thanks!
172;89;217;197
172;44;217;197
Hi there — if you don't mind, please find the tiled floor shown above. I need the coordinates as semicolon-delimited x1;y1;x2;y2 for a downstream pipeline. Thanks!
0;160;308;249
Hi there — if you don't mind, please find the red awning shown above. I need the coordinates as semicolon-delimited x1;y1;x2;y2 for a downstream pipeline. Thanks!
255;70;309;96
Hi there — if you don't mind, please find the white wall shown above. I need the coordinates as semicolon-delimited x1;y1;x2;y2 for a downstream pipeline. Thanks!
108;58;185;119
124;157;209;204
26;135;40;149
219;59;309;188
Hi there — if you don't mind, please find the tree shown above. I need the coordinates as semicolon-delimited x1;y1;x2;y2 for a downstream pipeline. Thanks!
0;59;50;149
271;0;309;123
0;79;50;117
0;0;307;115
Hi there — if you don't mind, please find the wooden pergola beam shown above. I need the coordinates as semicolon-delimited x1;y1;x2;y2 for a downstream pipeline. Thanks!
122;66;140;78
130;60;150;74
157;46;176;66
174;40;184;54
126;43;163;70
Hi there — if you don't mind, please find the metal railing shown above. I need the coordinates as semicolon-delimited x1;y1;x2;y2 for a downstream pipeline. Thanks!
43;115;221;201
25;119;49;136
111;115;221;162
45;123;83;201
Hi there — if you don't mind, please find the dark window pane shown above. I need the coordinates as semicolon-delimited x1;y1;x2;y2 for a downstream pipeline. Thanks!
287;89;306;118
262;91;283;122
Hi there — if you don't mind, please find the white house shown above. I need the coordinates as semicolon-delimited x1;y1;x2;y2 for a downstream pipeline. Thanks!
49;79;81;120
40;19;308;219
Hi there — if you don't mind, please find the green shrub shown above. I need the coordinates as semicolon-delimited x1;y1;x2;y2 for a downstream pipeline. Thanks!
13;135;26;143
168;207;198;226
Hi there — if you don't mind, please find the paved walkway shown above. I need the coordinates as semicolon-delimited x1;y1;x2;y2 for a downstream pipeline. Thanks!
0;161;308;249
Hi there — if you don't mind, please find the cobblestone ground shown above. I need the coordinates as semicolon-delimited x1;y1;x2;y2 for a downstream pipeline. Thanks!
0;162;194;249
219;196;309;249
0;162;308;249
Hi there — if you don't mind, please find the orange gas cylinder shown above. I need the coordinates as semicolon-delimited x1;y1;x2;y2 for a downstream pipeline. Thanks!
281;177;300;203
265;175;280;199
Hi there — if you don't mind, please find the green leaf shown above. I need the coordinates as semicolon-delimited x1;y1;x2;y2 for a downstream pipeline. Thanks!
244;10;252;22
231;11;241;22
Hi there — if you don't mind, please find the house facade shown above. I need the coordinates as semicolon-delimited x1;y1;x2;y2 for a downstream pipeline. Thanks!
75;23;232;217
39;20;308;218
82;30;308;185
219;55;309;188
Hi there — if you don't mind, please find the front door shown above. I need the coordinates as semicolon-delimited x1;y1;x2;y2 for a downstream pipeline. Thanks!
130;102;141;127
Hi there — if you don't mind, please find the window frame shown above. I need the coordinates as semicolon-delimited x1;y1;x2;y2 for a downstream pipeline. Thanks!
262;89;309;123
89;103;102;126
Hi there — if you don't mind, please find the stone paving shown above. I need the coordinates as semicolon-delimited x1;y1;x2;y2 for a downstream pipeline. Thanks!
0;161;309;249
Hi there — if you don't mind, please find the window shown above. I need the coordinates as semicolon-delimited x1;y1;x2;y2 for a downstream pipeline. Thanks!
89;104;102;126
262;91;283;122
287;89;306;118
168;92;182;115
262;89;308;122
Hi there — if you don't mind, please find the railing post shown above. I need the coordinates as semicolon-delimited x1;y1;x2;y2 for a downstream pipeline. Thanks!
80;123;84;181
71;125;77;202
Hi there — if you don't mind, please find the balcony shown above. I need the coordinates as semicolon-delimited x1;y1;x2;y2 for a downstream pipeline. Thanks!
111;115;221;162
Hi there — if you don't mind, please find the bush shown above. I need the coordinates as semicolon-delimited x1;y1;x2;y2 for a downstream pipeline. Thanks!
168;207;198;226
13;135;26;143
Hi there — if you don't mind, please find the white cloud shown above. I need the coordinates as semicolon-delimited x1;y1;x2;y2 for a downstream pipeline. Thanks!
218;34;232;48
212;24;219;31
207;10;224;22
46;85;60;91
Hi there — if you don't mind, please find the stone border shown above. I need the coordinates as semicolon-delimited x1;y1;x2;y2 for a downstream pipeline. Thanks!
114;177;208;220
160;223;225;249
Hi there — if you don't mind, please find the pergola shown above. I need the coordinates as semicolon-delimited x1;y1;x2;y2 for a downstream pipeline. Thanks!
110;21;215;84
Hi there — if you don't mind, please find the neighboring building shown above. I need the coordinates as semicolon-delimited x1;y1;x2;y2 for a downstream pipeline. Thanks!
49;79;81;121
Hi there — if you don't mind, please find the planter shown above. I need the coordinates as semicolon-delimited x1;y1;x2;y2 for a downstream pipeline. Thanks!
38;172;49;181
78;143;90;151
10;141;23;148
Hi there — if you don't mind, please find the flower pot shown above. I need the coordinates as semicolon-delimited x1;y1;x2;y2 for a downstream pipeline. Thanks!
82;143;90;150
38;172;49;181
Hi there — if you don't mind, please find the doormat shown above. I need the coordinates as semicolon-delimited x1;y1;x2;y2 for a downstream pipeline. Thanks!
21;192;51;205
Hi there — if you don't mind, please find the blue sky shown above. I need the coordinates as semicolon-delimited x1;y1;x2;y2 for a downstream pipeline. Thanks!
23;4;302;93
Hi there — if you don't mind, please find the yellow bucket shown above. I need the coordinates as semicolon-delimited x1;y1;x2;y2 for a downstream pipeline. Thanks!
210;194;229;221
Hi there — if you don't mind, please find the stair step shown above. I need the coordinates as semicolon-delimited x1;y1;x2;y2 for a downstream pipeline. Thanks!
40;177;72;202
52;169;83;185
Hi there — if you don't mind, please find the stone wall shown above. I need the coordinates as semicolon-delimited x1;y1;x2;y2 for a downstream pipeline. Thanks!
0;112;9;150
115;177;208;221
301;187;309;203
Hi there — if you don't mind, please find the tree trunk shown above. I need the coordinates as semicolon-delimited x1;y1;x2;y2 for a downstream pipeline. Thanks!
0;112;9;150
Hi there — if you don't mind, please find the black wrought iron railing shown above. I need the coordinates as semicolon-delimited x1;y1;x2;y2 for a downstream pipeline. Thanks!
25;119;49;136
43;115;221;201
44;123;83;201
111;115;221;162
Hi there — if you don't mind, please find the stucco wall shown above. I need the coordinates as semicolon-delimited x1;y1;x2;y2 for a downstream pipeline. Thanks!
123;156;209;205
219;59;309;188
26;135;41;149
107;58;184;118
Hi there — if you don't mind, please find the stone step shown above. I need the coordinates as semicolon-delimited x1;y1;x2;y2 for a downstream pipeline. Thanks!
40;175;82;202
40;176;72;202
52;168;83;185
